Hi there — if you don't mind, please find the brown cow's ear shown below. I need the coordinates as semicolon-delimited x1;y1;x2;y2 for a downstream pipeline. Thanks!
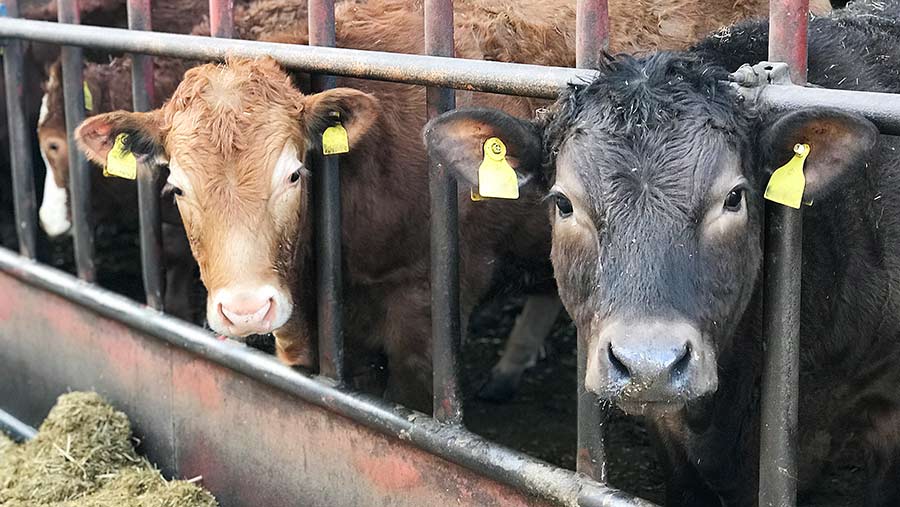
423;107;544;191
301;88;380;151
761;107;878;201
75;110;166;167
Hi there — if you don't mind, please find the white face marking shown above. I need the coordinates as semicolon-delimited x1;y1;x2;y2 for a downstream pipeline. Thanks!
38;159;71;237
166;157;194;195
269;143;306;191
37;93;49;127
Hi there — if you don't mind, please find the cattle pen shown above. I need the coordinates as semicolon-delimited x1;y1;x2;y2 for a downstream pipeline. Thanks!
1;0;899;505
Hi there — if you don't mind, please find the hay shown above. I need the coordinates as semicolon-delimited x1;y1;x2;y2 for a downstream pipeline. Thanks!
0;393;217;507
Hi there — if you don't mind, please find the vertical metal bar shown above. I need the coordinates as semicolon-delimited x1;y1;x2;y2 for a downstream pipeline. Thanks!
760;1;807;505
208;0;234;38
58;0;95;281
575;0;609;482
426;0;462;424
309;0;344;382
575;0;609;69
127;0;163;311
2;0;38;259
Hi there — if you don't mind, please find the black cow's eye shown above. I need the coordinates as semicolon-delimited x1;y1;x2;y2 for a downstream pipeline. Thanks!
289;169;302;184
555;194;573;218
724;187;743;212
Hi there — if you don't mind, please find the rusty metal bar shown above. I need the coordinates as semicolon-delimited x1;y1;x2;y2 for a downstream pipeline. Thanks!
425;0;461;424
575;0;609;69
57;0;95;281
0;18;591;99
1;0;38;259
760;0;808;505
575;0;609;482
0;246;658;507
309;0;344;381
209;0;234;38
126;0;163;311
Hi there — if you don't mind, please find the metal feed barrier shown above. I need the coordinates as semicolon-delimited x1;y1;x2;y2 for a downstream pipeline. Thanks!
0;0;899;505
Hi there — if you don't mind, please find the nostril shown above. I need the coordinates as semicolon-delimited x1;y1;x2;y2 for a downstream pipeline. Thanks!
607;343;631;381
217;302;233;326
670;342;692;379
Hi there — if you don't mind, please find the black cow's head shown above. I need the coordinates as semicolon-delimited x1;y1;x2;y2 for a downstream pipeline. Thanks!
425;53;878;414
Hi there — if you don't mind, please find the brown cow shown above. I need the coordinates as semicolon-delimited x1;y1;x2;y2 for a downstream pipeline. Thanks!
74;0;832;409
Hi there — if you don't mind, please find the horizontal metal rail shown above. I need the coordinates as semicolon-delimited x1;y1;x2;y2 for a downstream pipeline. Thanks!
0;246;656;507
0;18;586;99
2;19;900;131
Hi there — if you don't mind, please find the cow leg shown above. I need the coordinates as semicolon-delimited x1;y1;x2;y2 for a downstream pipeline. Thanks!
381;283;433;413
161;222;196;322
479;293;562;402
863;405;900;507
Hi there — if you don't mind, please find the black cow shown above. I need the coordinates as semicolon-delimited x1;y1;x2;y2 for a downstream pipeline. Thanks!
425;2;900;505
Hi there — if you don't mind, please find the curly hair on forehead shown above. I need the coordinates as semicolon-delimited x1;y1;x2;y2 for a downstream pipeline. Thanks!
539;52;756;178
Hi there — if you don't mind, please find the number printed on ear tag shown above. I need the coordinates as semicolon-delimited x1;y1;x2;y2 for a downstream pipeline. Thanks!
477;137;519;200
104;133;137;180
764;143;810;209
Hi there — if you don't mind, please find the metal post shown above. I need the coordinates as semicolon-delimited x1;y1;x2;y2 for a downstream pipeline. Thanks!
575;0;609;69
575;0;609;482
309;0;344;382
127;0;163;311
58;0;95;281
208;0;234;38
2;0;38;259
425;0;462;425
760;0;807;505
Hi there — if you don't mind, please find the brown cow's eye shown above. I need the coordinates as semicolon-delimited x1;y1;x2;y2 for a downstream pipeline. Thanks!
163;183;183;198
289;169;302;184
724;187;743;212
48;142;60;152
555;194;573;218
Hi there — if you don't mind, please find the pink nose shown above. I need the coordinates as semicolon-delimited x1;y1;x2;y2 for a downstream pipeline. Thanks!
215;289;277;335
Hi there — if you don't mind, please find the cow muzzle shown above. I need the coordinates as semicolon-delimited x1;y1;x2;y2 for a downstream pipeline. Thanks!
585;319;717;412
208;285;292;337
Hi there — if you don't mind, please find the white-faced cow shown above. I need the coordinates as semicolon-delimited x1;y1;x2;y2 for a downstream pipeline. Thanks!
425;1;900;504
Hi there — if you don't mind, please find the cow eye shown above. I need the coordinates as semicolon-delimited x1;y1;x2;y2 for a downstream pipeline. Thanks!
555;194;573;218
48;142;60;152
163;183;183;198
288;169;302;184
724;187;743;212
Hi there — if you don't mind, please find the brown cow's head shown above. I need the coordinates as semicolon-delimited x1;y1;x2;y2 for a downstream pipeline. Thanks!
75;57;379;363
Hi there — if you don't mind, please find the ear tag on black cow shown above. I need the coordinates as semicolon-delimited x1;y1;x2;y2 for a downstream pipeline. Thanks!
764;143;810;209
104;133;137;180
322;112;350;155
83;81;94;112
476;137;519;200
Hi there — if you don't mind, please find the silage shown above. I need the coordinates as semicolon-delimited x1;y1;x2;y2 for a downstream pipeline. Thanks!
0;392;217;507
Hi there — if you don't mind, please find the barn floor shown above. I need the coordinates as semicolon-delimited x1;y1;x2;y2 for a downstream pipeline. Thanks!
0;217;868;506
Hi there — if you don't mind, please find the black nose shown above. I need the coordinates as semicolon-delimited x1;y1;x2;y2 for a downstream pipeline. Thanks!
607;340;692;389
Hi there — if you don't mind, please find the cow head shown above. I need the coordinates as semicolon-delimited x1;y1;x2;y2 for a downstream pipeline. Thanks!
75;57;379;365
425;53;878;414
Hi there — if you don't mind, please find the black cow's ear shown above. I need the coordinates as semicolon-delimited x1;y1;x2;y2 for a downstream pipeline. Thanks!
423;107;544;192
760;107;878;200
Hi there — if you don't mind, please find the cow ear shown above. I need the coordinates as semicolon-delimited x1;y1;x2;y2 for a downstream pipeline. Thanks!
423;107;544;191
75;110;166;167
301;88;380;151
761;108;878;200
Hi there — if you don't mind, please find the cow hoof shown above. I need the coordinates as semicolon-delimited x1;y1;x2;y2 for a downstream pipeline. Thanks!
477;370;523;402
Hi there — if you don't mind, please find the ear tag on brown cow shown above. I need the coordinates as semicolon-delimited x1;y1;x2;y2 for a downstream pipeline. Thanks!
764;143;810;209
322;112;350;155
104;133;137;180
477;137;519;200
83;81;94;112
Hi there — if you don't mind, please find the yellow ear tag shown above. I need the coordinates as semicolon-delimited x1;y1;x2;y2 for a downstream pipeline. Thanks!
764;143;811;209
477;137;519;200
83;81;93;112
103;133;137;180
322;112;349;155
